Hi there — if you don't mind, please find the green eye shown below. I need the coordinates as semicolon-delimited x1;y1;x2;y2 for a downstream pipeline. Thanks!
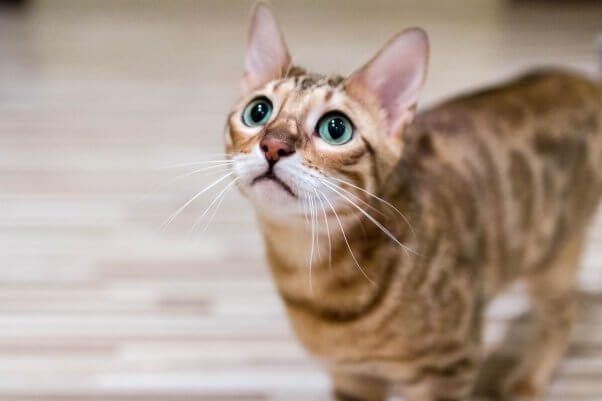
317;113;353;145
242;97;273;127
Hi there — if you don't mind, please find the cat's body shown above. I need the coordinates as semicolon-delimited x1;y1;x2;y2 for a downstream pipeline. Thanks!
260;70;601;400
225;4;601;400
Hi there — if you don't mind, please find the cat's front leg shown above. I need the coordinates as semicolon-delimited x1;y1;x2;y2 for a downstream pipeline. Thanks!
399;351;480;401
331;370;389;401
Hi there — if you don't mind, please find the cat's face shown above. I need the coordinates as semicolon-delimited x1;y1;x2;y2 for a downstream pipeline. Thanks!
226;73;385;216
225;4;428;219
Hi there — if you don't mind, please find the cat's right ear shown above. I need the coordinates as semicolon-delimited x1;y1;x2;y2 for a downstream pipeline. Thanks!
241;3;291;96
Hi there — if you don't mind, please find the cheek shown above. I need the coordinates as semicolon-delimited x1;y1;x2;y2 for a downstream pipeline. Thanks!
227;123;262;155
231;146;267;185
308;147;374;196
304;140;367;172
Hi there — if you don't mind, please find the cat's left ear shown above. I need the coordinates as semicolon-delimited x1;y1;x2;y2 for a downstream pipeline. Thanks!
241;2;291;95
346;28;429;141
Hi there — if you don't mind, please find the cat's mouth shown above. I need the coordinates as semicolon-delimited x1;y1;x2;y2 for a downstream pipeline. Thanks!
252;171;296;198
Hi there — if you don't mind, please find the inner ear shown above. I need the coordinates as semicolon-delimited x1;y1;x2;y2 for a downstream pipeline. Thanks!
345;28;429;140
241;3;291;95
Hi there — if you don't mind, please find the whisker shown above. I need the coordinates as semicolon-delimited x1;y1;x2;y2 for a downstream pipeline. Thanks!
314;188;332;272
161;172;233;229
327;175;416;239
318;191;375;285
320;179;417;256
200;185;232;234
306;194;315;296
142;163;232;200
322;177;387;219
191;177;240;235
311;192;321;260
303;192;310;225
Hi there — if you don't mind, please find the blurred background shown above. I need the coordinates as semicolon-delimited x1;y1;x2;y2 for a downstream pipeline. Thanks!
0;0;601;400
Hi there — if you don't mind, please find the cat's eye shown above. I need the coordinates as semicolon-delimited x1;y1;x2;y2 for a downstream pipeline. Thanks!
317;112;353;145
242;97;273;127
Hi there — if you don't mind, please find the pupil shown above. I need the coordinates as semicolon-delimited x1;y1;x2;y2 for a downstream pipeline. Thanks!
328;118;346;139
251;102;267;122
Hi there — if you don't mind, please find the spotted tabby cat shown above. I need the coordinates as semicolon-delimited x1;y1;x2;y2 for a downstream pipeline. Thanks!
224;4;602;401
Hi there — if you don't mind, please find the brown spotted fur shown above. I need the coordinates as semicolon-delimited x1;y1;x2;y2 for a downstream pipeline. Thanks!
226;54;601;401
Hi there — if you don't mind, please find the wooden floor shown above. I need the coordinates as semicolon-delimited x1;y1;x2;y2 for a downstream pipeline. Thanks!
0;1;601;400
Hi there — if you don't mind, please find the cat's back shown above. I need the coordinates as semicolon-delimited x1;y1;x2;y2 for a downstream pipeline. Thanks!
408;69;600;146
455;69;599;116
401;70;601;292
404;69;601;183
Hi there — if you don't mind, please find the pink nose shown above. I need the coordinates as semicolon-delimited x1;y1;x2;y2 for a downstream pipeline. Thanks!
260;137;295;162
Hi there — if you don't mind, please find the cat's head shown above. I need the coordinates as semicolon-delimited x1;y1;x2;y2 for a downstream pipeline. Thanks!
225;3;429;219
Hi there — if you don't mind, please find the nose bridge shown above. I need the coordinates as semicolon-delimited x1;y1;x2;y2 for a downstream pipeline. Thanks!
264;91;307;144
262;115;301;148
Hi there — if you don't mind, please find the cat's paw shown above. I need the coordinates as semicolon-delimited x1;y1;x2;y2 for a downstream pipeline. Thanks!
500;374;544;401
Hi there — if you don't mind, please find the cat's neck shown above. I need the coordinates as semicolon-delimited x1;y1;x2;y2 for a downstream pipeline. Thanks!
256;198;414;313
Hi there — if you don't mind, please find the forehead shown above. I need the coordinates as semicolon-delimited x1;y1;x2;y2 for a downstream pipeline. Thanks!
291;71;345;91
269;71;345;100
263;71;348;120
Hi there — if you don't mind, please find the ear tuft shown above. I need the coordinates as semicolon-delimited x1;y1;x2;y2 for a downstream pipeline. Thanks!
346;28;429;139
241;2;291;95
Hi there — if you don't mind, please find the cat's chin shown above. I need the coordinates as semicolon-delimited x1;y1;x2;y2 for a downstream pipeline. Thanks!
247;178;305;217
251;178;296;202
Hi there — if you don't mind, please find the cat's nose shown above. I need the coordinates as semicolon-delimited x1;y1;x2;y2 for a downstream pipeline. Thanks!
260;137;295;162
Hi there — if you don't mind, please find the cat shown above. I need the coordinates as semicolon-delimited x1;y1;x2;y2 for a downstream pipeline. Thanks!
224;3;602;401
